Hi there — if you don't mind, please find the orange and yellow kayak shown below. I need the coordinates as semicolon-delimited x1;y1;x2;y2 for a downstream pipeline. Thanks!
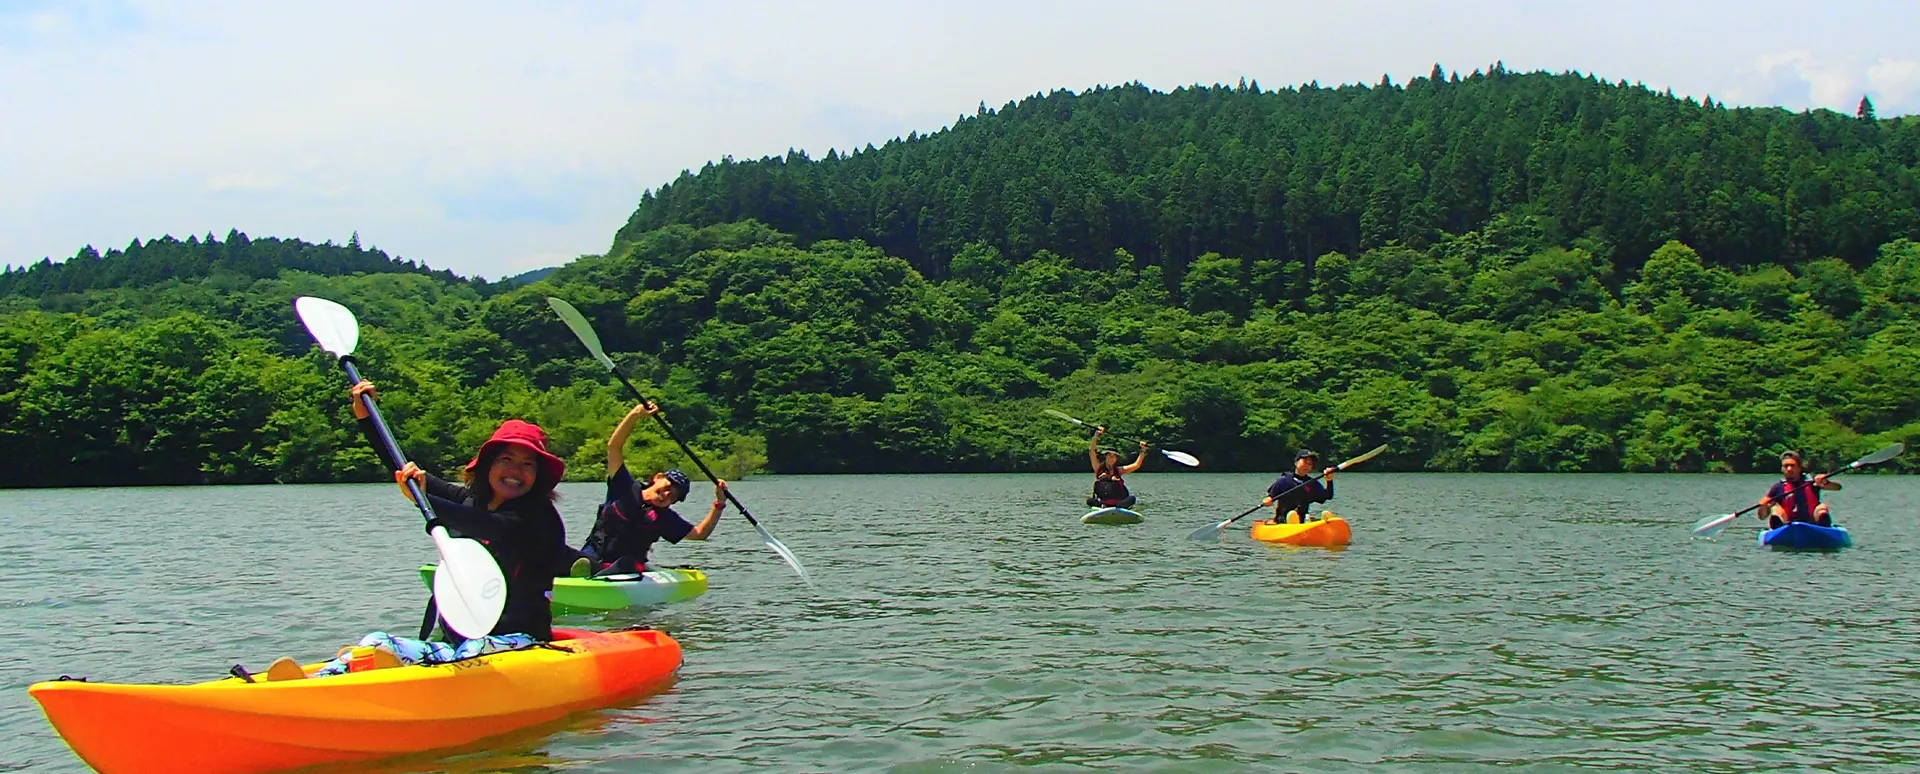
28;627;680;774
1250;515;1352;546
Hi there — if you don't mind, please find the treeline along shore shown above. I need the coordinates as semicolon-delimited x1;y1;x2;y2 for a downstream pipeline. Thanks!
5;66;1920;486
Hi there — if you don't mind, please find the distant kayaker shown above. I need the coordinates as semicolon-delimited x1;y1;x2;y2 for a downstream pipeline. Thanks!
1087;426;1148;509
1261;449;1335;524
261;380;568;680
565;401;725;579
1758;449;1838;528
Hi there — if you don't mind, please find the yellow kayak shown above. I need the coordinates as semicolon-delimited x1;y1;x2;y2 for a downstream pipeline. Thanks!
28;627;680;774
1250;514;1351;546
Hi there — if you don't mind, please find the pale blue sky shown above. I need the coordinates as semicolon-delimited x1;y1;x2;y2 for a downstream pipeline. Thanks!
4;1;1917;280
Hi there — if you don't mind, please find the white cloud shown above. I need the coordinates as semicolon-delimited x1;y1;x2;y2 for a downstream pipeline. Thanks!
203;171;283;193
1719;50;1920;116
1868;59;1920;106
1752;50;1864;111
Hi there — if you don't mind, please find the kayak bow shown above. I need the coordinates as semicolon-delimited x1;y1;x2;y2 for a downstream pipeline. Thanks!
29;627;680;774
1250;515;1352;547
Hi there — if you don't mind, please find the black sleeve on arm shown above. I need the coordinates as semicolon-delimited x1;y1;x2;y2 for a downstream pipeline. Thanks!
424;472;470;503
424;495;526;542
355;416;405;472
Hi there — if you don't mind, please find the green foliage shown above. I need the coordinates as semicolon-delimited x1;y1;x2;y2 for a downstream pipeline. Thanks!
9;71;1920;483
617;76;1920;280
10;214;1920;481
0;232;489;299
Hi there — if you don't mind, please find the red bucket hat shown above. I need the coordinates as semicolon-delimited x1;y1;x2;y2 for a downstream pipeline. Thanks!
466;419;565;491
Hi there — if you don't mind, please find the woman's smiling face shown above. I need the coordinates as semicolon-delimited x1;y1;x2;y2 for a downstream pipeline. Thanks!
488;446;540;500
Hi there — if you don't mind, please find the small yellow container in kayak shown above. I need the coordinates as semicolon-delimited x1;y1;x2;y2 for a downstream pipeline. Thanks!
1250;514;1352;546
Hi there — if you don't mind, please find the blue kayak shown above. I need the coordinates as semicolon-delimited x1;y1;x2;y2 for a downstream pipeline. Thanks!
1759;522;1852;550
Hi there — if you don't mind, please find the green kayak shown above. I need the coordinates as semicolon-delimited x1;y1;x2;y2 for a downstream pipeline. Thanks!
418;564;708;614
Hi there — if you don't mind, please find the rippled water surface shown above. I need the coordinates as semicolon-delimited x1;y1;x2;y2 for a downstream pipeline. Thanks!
5;473;1920;772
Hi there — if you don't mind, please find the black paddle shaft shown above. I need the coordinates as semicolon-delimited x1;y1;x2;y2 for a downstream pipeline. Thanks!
1714;443;1902;527
337;357;437;525
1740;465;1862;520
606;371;766;529
337;356;452;640
1226;468;1335;527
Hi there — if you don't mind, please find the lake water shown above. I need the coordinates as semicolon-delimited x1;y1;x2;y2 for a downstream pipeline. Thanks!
4;472;1920;772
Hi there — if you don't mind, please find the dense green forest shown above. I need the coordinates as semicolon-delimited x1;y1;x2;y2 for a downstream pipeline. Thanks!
4;67;1920;487
0;231;482;299
621;66;1920;280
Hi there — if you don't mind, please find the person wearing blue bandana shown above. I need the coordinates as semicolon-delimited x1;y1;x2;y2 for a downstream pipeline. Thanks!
566;401;727;578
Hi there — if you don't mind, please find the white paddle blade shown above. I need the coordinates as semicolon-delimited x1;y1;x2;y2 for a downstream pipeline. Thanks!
1854;442;1905;467
1691;512;1738;538
293;296;359;357
1186;520;1230;541
546;297;618;372
1339;444;1390;470
753;522;816;589
1161;450;1201;467
1043;409;1084;425
428;527;506;639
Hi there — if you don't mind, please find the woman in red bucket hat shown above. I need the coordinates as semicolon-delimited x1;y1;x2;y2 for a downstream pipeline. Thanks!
348;380;567;643
254;379;572;682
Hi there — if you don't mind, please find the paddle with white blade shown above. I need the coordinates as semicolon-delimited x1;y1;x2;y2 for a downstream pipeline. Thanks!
293;296;507;639
545;296;815;589
1042;409;1200;467
1690;442;1904;539
1187;443;1388;541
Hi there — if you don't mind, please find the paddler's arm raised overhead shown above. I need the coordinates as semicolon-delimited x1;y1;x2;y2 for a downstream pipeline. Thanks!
607;401;659;477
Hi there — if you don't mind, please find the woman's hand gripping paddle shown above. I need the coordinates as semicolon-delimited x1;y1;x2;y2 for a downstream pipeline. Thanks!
546;296;815;589
294;296;506;638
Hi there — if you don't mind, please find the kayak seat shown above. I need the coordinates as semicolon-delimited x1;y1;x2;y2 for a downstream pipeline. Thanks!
265;657;306;682
1278;509;1335;524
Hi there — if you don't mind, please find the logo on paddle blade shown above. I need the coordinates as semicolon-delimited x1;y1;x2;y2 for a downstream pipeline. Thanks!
484;579;504;599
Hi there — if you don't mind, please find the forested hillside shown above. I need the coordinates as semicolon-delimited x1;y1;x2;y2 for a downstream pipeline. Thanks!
620;65;1920;279
1;231;479;299
5;67;1920;486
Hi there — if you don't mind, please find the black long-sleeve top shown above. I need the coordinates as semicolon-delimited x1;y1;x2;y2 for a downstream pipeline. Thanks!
360;418;563;641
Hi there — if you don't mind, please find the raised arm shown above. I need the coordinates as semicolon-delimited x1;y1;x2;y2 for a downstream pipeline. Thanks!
1120;440;1149;474
607;402;659;475
1088;426;1105;472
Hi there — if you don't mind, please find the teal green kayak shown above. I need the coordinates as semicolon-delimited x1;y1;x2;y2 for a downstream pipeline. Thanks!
1081;507;1143;525
419;564;707;613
